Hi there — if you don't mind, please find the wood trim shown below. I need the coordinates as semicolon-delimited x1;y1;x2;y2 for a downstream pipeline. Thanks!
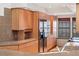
11;8;33;12
50;16;54;34
38;11;48;20
32;11;39;52
32;11;39;40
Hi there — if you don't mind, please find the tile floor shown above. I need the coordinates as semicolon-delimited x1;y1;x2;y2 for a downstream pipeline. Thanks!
0;39;79;56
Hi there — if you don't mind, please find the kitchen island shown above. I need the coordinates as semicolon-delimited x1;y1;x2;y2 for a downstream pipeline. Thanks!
0;38;38;54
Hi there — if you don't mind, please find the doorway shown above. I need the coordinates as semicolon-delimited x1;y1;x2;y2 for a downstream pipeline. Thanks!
39;20;50;52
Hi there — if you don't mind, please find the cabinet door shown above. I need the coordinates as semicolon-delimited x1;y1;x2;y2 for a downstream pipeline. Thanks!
19;40;38;53
12;9;19;30
19;9;26;30
12;9;26;30
24;10;33;29
12;9;33;30
24;10;28;29
27;11;33;29
47;35;57;51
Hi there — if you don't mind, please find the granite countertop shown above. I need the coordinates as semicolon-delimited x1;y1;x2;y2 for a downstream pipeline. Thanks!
0;38;36;46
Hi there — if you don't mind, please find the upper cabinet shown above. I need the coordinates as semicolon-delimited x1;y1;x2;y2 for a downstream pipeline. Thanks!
24;10;33;29
12;8;19;30
12;8;33;30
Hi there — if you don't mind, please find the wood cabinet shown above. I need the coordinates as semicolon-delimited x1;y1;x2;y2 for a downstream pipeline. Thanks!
12;9;19;30
19;9;26;30
47;35;57;51
50;16;54;34
19;40;38;53
12;8;33;30
0;39;39;54
76;4;79;32
24;10;33;29
0;45;18;51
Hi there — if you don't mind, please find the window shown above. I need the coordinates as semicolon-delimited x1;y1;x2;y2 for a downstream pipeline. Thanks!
58;18;70;38
39;20;50;37
72;17;76;36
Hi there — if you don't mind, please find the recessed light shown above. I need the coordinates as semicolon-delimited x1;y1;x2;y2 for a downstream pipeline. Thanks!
49;4;52;8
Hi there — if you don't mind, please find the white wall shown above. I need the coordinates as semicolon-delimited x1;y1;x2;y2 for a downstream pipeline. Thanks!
0;3;11;16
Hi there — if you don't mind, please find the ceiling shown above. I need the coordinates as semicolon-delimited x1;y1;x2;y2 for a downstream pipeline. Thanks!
28;3;76;16
0;3;76;16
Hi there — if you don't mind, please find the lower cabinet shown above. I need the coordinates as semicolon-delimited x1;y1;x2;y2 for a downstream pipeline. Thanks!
0;40;38;54
47;35;57;51
19;40;38;53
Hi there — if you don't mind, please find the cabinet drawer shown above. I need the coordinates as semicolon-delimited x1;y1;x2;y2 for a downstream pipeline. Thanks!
0;45;18;50
20;44;38;53
19;40;38;48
